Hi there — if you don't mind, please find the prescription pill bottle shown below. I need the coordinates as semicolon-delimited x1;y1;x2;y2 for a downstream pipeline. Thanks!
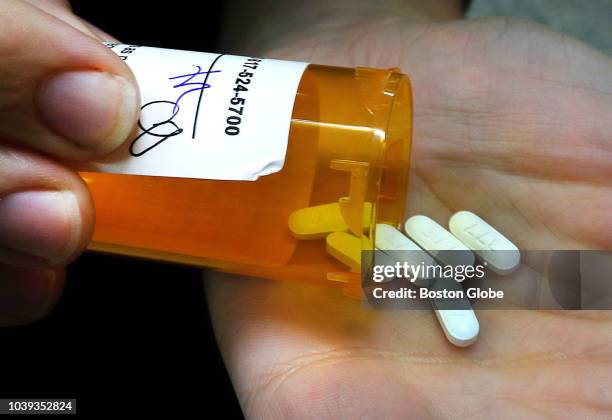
81;46;413;297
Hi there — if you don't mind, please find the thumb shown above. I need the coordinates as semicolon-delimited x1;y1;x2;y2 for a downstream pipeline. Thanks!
0;0;139;160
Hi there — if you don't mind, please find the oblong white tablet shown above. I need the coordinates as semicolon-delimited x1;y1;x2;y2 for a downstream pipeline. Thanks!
434;309;480;347
375;224;436;286
429;278;479;347
376;224;423;251
404;215;475;267
449;211;520;275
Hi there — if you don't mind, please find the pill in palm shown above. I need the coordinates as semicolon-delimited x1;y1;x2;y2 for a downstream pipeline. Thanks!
449;211;520;275
433;307;480;347
375;223;423;251
404;215;475;267
429;277;480;347
375;224;436;286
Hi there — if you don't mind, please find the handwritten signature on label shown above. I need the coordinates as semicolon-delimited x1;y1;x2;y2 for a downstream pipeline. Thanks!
130;56;224;157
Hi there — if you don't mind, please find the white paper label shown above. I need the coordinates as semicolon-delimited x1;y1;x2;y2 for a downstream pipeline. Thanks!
83;44;308;181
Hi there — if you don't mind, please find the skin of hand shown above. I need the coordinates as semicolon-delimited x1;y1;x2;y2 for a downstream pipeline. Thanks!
205;2;612;418
0;0;138;326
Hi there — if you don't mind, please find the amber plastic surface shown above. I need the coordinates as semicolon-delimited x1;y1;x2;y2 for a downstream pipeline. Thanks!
82;64;413;296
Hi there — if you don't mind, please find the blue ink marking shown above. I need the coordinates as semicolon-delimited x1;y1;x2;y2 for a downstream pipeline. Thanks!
169;65;221;114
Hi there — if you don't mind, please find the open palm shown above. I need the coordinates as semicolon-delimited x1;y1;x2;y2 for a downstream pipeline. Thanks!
206;17;612;418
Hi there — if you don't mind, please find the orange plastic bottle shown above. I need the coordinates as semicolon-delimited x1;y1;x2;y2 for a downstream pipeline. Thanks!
82;63;413;297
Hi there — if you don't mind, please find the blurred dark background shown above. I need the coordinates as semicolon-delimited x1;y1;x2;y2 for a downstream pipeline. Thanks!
0;2;243;417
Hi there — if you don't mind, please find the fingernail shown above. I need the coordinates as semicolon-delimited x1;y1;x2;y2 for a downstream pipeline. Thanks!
35;71;138;154
0;191;81;265
0;268;57;322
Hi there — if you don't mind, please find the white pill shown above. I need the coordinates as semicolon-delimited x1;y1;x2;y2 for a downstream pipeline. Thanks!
449;211;520;275
404;215;475;267
434;308;480;347
375;224;436;286
376;224;423;251
429;278;479;347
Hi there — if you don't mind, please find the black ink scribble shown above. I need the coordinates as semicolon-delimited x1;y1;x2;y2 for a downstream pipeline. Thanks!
129;101;183;157
192;54;225;138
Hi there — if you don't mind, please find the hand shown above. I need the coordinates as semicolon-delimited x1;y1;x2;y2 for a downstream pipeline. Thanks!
0;0;138;326
206;14;612;418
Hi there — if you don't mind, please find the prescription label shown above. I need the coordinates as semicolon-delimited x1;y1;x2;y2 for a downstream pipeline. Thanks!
81;44;309;181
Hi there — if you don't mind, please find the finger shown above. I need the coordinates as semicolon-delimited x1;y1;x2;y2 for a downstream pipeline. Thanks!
82;20;121;43
0;264;65;326
0;142;94;268
25;0;122;42
0;0;140;160
22;0;100;39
